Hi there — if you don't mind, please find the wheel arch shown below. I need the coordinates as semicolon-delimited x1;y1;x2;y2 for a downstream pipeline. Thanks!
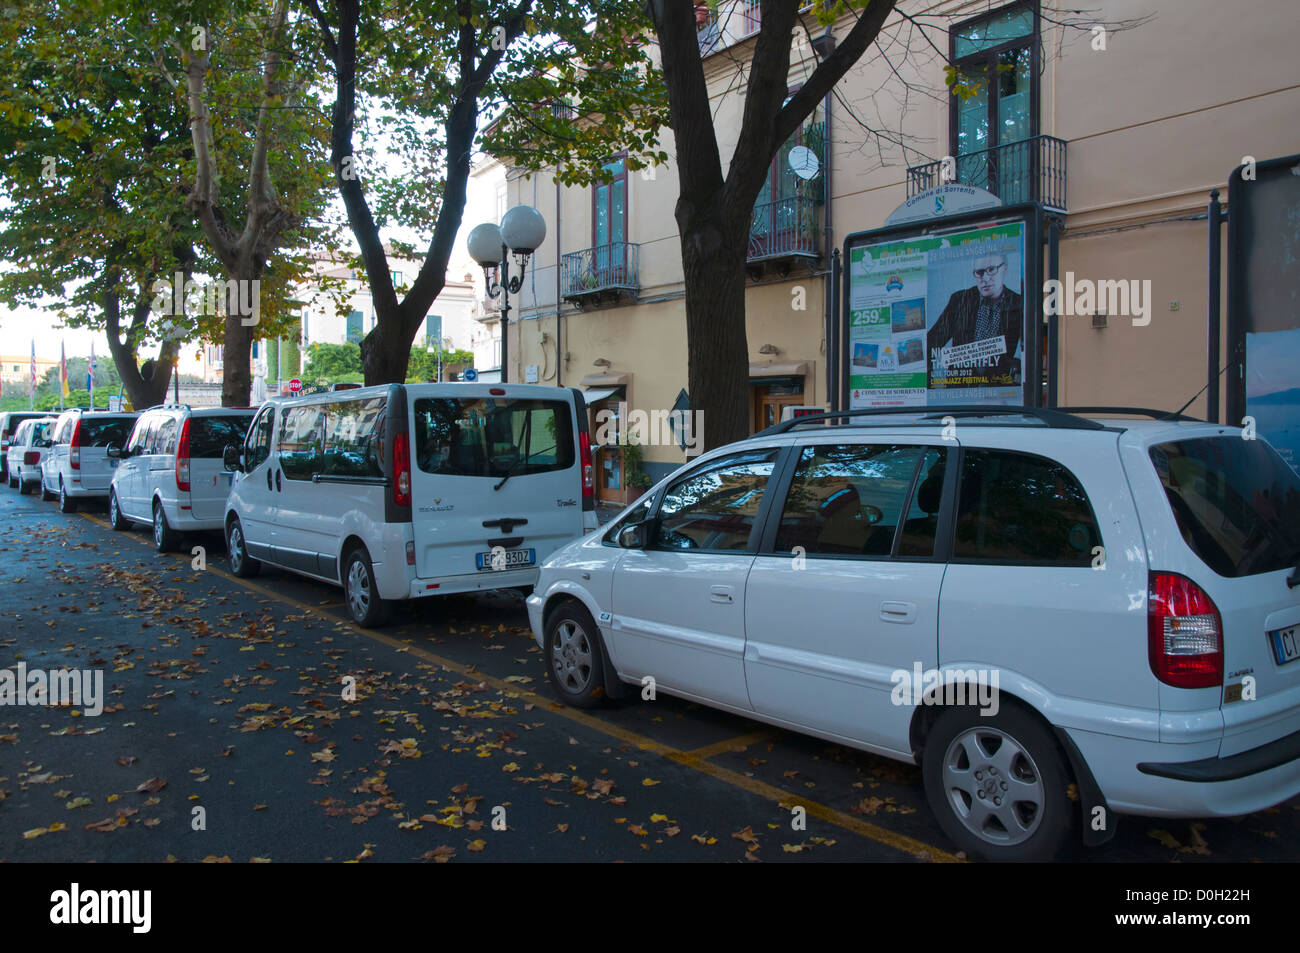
541;589;627;700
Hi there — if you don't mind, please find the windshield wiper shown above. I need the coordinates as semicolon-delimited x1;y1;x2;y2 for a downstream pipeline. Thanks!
493;444;556;491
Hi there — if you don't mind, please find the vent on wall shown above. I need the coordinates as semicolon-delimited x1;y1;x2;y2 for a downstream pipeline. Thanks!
1092;311;1108;329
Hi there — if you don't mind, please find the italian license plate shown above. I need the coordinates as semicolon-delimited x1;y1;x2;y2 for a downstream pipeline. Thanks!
476;548;535;571
1270;624;1300;666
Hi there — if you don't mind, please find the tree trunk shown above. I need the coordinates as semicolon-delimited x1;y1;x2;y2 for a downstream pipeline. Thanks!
221;265;259;406
680;212;752;451
103;272;179;410
361;315;418;385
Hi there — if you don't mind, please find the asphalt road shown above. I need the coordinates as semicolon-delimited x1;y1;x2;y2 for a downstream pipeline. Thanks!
1;486;1296;863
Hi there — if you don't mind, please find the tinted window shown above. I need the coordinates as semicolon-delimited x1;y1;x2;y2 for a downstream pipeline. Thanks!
897;448;947;557
279;405;325;480
323;398;387;478
1151;437;1300;578
81;417;133;447
191;415;255;458
413;397;574;478
653;448;778;552
603;492;657;544
954;449;1101;565
775;445;925;557
245;408;275;470
152;417;178;455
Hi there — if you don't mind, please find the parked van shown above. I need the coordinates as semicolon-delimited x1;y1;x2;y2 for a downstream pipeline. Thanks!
40;410;139;513
222;383;596;626
107;404;258;552
5;417;56;494
1;412;52;482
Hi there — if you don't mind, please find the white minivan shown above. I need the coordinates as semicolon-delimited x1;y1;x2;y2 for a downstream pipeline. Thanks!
222;382;596;626
40;410;139;513
107;404;258;552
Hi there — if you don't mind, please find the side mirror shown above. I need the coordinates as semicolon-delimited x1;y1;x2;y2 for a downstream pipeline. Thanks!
617;522;648;549
222;445;243;472
106;446;123;459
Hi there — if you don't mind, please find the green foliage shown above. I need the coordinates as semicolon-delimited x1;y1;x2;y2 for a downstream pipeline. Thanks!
406;347;474;382
304;342;363;381
621;441;651;489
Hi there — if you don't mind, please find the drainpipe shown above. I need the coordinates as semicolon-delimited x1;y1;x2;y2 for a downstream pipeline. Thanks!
556;175;562;387
813;30;836;412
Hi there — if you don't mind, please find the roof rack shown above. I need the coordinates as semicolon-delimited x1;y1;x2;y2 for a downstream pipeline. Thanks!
1054;406;1203;423
756;404;1109;437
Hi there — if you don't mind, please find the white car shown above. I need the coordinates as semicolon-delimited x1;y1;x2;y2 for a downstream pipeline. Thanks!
527;406;1300;861
40;409;139;513
107;405;257;552
5;417;57;494
1;412;53;484
222;382;597;627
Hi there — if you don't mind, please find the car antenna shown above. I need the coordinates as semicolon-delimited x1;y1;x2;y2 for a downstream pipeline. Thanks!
1174;364;1229;418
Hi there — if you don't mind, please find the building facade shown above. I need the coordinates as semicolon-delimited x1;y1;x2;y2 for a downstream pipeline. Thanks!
497;0;1298;493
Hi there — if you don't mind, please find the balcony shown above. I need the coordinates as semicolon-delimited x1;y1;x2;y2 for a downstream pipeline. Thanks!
906;135;1067;213
561;242;640;309
747;194;820;278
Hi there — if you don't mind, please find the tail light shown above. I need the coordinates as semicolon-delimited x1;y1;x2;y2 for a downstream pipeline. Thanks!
405;540;416;566
1;428;9;449
1148;572;1223;688
23;451;39;465
70;419;82;470
393;432;412;507
175;417;192;492
579;431;594;500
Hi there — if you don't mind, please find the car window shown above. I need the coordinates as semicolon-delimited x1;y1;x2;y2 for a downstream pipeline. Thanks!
82;417;133;448
323;398;387;478
954;449;1101;565
153;417;178;455
1150;437;1300;578
191;415;255;458
128;416;156;454
412;397;574;478
279;404;325;480
774;444;927;558
53;415;74;444
602;492;658;544
245;407;275;470
897;448;947;557
652;448;779;552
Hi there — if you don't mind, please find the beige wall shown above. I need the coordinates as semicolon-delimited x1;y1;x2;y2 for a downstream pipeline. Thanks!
503;0;1299;456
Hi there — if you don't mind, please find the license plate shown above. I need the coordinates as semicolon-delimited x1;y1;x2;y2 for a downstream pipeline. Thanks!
1270;624;1300;666
109;459;118;468
476;548;535;571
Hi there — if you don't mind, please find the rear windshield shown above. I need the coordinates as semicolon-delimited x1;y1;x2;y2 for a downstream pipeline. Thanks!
1151;437;1300;578
413;397;574;479
190;415;255;458
79;417;134;447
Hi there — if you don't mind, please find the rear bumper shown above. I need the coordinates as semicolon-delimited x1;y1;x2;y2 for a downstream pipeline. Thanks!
1139;726;1300;782
407;567;539;600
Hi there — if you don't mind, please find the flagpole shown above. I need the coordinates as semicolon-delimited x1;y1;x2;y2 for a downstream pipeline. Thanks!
59;340;65;412
89;340;96;410
29;339;35;411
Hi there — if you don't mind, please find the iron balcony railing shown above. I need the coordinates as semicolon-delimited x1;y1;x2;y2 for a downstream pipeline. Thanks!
748;194;819;262
906;135;1067;212
561;242;640;298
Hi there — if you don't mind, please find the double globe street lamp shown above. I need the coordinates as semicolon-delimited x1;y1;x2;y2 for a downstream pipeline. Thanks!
468;205;547;384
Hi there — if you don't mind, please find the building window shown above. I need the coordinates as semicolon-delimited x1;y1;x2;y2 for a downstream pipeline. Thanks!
949;2;1038;197
738;0;760;36
346;310;364;344
426;315;443;350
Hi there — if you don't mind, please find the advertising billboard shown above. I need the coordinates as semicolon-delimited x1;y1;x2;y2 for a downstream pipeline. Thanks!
846;217;1029;409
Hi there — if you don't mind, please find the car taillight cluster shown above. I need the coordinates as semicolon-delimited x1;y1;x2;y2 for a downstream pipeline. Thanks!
393;432;412;507
69;420;82;470
579;431;593;500
1148;571;1223;689
23;451;40;465
176;417;192;492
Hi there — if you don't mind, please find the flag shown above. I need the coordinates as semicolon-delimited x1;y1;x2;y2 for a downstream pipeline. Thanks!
29;339;36;409
60;341;69;399
88;341;96;408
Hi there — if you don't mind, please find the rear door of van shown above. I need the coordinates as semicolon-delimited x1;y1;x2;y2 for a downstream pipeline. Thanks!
188;412;256;522
406;385;586;582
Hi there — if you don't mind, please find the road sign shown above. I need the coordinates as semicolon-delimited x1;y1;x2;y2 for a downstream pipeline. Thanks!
462;368;478;382
288;378;303;393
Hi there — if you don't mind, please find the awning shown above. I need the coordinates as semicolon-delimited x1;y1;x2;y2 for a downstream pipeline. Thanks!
749;361;810;379
582;386;623;404
580;372;630;388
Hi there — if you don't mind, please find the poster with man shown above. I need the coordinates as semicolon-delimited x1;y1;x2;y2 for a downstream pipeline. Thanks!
926;239;1024;393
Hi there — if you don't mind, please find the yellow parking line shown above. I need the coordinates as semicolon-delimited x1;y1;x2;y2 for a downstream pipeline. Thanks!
684;729;777;760
78;511;961;862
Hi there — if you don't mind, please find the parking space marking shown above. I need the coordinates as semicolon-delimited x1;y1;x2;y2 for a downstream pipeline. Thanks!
683;730;778;760
77;511;960;862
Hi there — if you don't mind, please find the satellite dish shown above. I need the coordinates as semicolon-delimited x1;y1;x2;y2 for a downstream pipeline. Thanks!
788;145;820;180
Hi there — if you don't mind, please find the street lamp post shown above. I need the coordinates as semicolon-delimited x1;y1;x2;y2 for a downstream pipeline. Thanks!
468;206;547;384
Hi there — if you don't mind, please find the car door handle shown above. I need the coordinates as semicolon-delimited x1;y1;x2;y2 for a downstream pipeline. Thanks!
275;470;282;492
266;468;273;491
709;585;734;604
880;601;917;624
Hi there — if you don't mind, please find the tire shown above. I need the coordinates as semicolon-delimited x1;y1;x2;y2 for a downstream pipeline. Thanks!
343;546;392;628
57;480;76;511
226;516;261;578
153;501;180;553
108;489;131;531
40;476;56;501
544;602;608;709
7;472;16;489
922;703;1076;862
18;471;31;495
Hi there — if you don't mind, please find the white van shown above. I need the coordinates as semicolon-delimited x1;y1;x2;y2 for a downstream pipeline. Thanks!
107;405;258;551
40;410;139;513
222;383;596;626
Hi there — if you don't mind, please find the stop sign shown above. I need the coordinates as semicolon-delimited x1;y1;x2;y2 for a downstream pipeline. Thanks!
288;378;303;394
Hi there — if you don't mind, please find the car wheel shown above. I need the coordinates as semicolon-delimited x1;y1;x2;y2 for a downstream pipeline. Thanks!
7;471;17;489
153;502;180;553
544;602;608;709
922;703;1076;862
226;517;261;578
18;470;31;495
108;489;131;531
343;547;392;628
57;480;76;511
39;475;55;501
